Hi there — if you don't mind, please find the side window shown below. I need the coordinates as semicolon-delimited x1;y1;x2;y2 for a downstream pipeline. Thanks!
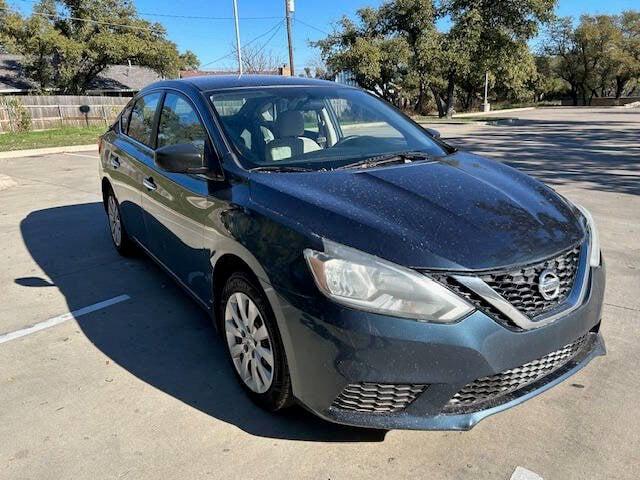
127;92;162;147
119;101;134;133
260;103;275;121
329;98;403;139
301;110;319;132
157;93;207;154
212;98;245;117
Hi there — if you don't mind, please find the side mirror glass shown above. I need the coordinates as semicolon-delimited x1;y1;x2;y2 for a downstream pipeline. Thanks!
425;128;441;139
155;143;207;174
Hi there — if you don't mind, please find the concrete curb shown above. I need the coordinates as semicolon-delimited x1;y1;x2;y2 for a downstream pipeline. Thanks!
453;107;536;118
0;144;97;159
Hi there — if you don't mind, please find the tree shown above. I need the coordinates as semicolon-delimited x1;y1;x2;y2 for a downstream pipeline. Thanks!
377;0;440;114
613;11;640;98
0;0;21;53
574;15;621;104
312;8;411;106
437;0;555;116
313;0;554;117
531;55;567;102
0;0;199;93
543;12;640;105
178;50;200;71
299;56;332;80
541;17;582;105
230;44;285;74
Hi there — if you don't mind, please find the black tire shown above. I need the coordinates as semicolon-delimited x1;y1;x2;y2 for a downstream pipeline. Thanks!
105;187;136;256
220;271;293;411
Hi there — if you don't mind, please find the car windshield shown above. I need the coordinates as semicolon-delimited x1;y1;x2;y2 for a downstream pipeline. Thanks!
208;86;449;171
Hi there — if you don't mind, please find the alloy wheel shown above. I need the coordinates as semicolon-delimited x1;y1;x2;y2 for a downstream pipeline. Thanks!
224;292;274;394
107;195;122;247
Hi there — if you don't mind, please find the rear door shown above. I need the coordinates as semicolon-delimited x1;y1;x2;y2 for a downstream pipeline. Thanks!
140;91;212;304
108;92;162;244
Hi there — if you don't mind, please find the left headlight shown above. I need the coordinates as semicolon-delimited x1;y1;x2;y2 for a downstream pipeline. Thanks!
303;239;474;323
575;204;601;267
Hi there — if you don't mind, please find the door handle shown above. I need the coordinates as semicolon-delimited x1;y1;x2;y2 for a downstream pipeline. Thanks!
110;154;121;169
143;177;157;191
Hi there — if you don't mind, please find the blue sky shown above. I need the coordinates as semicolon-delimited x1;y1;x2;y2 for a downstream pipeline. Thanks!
13;0;640;71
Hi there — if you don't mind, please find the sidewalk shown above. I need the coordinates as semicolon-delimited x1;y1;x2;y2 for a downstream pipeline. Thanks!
0;144;97;159
453;106;536;118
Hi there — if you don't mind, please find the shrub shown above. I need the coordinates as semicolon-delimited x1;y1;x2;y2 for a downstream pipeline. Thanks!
1;97;32;133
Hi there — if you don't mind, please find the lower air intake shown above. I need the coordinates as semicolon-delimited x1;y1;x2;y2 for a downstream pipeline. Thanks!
332;383;427;413
444;334;591;413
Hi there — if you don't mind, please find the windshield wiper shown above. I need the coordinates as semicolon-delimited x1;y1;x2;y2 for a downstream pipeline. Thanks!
251;165;315;173
338;151;432;170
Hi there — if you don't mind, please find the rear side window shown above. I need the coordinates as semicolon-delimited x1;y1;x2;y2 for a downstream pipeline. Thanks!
127;92;162;147
157;93;207;150
119;101;134;133
212;97;245;117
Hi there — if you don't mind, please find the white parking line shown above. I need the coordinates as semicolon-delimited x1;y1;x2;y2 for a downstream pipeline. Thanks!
0;294;130;345
511;467;543;480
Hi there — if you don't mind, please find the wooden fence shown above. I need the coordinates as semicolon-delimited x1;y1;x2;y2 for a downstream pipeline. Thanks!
0;95;129;133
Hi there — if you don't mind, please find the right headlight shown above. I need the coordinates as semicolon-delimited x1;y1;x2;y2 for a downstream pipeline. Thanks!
575;204;601;267
303;239;475;323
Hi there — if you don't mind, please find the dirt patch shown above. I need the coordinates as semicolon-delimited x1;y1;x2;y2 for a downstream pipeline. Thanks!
0;173;18;191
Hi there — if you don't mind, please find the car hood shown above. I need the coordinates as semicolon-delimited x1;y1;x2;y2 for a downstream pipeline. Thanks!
247;152;585;271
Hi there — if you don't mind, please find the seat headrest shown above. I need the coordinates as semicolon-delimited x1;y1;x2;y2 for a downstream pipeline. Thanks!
275;110;304;138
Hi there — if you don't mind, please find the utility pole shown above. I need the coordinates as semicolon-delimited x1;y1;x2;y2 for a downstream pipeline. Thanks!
232;0;243;75
483;71;490;112
285;0;294;76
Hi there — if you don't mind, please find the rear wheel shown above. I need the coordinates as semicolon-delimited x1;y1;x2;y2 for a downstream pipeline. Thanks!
220;271;293;411
106;188;135;256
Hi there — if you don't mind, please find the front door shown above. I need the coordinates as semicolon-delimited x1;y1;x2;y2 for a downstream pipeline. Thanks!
141;92;212;304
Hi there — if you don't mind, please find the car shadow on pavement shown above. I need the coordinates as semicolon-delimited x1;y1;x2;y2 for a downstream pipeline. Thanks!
19;202;386;443
449;119;640;196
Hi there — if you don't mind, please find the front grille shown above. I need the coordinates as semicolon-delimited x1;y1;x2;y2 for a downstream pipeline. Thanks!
480;245;581;318
433;244;583;329
332;383;427;413
444;334;591;413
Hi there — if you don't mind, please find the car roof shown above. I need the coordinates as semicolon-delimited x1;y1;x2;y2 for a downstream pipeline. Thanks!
140;75;355;94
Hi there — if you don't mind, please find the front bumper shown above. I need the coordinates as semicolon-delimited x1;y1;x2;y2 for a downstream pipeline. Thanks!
270;263;606;430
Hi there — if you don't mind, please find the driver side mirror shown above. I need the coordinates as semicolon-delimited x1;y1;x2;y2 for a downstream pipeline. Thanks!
155;143;208;174
424;128;441;139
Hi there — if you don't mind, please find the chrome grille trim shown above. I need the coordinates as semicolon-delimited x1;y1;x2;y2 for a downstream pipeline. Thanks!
451;240;590;330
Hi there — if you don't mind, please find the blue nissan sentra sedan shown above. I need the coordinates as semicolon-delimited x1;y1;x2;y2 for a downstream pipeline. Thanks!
98;75;605;430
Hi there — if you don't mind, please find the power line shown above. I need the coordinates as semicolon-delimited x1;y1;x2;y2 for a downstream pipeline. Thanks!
137;11;281;21
10;0;282;21
7;0;332;35
2;5;164;32
251;21;284;59
201;19;284;67
294;17;330;36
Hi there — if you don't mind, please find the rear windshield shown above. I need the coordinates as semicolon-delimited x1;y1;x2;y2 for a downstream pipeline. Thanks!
208;86;448;170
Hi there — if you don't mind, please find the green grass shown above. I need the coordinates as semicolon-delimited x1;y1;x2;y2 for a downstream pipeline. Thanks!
0;126;105;152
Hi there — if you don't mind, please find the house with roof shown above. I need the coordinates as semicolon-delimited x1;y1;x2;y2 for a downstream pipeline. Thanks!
0;54;163;96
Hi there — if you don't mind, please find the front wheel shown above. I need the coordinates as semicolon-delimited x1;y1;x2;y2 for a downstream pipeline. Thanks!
220;272;293;411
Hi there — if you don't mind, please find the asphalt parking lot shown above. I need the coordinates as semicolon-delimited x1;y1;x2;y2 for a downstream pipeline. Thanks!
1;107;639;479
